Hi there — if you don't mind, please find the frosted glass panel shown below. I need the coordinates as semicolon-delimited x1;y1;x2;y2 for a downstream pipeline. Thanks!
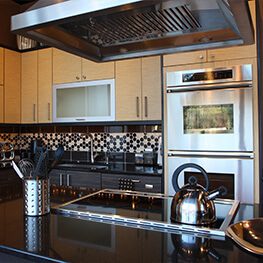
86;85;110;116
57;87;86;118
55;81;114;121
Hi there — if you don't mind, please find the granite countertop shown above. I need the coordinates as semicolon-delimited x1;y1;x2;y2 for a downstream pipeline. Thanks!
0;171;262;262
55;161;163;176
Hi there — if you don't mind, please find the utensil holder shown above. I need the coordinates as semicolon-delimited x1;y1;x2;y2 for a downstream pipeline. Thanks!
24;178;50;216
24;215;50;254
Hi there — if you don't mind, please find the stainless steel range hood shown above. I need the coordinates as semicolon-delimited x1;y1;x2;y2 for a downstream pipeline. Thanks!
11;0;254;62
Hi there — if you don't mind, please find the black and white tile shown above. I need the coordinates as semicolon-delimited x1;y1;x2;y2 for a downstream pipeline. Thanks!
0;132;161;153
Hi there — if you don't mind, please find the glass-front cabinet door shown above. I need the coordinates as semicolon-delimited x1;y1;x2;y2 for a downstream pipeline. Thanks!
53;79;115;122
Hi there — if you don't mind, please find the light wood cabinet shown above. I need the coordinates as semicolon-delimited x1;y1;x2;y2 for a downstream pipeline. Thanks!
142;56;161;120
21;51;38;123
38;49;52;123
53;48;115;84
163;50;207;67
4;49;21;123
116;57;162;121
0;85;3;122
82;59;115;81
21;49;53;124
0;48;3;85
116;58;142;121
53;48;81;84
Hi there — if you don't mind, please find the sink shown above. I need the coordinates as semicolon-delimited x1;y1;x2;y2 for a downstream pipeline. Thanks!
58;163;108;170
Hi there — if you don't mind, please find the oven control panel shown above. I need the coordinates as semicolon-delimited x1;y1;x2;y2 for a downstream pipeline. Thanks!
182;69;233;82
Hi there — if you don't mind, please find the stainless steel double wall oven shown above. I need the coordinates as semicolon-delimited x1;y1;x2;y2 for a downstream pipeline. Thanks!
166;64;254;204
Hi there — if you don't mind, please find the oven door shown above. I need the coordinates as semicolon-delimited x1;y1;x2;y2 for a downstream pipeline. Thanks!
167;87;253;152
167;154;254;204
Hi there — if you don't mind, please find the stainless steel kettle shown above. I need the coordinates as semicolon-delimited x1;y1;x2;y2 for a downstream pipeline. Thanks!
170;163;227;226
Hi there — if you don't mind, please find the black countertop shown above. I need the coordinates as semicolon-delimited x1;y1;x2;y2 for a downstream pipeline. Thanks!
0;170;262;262
55;161;163;176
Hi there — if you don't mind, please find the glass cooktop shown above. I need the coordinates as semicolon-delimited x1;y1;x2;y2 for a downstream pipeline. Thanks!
53;189;240;239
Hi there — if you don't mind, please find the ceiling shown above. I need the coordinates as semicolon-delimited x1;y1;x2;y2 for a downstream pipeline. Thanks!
12;0;35;4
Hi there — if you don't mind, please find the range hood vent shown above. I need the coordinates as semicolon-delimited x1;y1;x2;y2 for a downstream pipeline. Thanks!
11;0;254;62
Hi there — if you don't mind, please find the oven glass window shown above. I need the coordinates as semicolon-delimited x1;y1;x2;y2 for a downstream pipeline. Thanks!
183;104;234;134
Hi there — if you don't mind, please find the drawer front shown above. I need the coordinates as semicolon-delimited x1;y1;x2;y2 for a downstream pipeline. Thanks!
68;171;101;189
134;176;162;193
101;174;162;193
49;169;64;186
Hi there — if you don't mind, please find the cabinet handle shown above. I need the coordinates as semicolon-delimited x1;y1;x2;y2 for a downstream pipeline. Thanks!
76;76;80;80
144;96;148;118
82;75;86;80
145;184;154;189
75;118;86;121
66;174;70;186
48;103;51;121
131;179;140;183
33;104;36;122
59;174;63;186
136;97;140;118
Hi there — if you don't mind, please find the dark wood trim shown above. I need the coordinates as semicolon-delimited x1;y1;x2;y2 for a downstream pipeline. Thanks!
0;120;161;127
0;44;50;53
0;121;162;134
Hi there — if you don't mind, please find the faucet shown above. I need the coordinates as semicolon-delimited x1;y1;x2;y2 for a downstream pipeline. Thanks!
86;133;95;164
157;135;162;167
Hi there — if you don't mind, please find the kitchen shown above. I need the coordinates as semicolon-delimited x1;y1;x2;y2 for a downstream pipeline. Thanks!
0;0;262;262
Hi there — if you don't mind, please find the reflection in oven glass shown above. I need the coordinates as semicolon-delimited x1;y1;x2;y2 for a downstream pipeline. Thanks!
183;104;234;134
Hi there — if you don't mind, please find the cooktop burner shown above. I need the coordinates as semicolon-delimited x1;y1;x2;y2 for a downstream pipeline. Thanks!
53;189;239;239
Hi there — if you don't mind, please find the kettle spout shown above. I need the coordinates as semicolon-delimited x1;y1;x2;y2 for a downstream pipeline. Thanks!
207;186;227;201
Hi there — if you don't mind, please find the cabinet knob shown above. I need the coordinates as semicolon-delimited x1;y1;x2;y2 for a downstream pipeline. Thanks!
76;76;80;80
199;55;204;60
83;76;86;80
210;54;215;59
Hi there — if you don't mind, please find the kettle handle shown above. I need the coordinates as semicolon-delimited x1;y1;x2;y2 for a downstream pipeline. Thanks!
172;163;209;192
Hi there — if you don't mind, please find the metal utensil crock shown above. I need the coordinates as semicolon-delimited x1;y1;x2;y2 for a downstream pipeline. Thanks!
24;178;50;216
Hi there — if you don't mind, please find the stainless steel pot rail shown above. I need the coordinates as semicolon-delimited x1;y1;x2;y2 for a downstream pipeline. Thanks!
53;189;240;239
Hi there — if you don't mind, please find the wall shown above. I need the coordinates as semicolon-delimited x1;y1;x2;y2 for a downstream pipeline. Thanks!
0;124;162;154
0;1;36;50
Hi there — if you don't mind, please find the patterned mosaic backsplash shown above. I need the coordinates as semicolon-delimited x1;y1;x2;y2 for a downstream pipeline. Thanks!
0;132;161;153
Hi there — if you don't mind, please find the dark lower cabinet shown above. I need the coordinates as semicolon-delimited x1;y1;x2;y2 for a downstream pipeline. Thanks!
67;171;101;189
50;170;162;193
49;169;101;190
49;169;64;186
101;173;162;193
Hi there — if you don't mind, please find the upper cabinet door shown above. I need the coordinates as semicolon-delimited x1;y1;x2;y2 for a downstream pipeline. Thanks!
82;59;115;81
53;48;81;84
116;58;142;121
163;50;207;67
4;49;21;123
142;56;162;121
0;48;3;85
38;49;52;123
21;51;38;123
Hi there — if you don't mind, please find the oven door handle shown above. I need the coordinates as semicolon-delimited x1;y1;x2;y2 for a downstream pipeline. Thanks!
168;151;254;159
167;81;252;93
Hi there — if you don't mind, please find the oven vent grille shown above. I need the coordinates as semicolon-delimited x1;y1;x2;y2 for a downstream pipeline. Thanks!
59;4;201;47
